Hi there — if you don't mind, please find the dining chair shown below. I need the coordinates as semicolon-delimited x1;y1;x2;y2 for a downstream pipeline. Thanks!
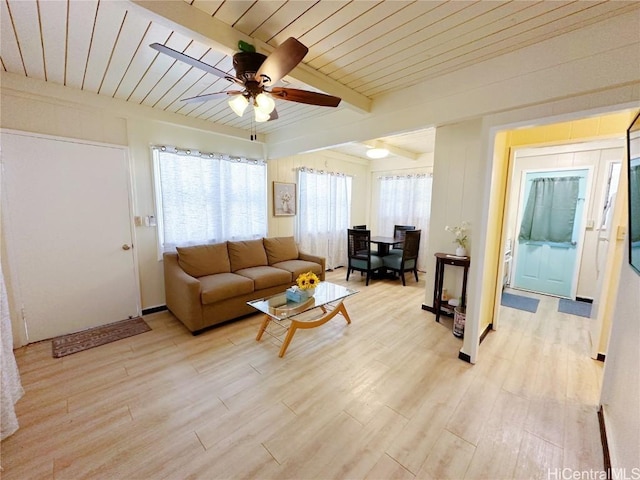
390;225;416;255
346;228;384;286
352;225;380;254
383;229;421;285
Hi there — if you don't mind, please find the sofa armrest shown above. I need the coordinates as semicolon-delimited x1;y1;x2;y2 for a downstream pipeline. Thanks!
163;252;203;332
298;252;326;281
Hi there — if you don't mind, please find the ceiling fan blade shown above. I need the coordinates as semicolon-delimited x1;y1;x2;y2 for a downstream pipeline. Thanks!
149;43;242;84
256;37;308;86
181;90;243;104
270;87;341;107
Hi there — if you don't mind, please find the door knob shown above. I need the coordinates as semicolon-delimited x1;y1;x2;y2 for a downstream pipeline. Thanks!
122;244;132;250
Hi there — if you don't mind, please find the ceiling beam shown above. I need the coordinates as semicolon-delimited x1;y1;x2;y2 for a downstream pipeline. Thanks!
129;0;371;114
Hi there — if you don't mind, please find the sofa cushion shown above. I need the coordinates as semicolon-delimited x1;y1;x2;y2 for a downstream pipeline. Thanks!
235;266;292;290
199;273;254;305
271;260;323;282
227;239;268;272
263;236;299;265
176;242;230;278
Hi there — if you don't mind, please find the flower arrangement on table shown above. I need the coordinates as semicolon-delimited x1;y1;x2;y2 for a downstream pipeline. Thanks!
445;221;470;256
296;271;319;290
287;271;320;302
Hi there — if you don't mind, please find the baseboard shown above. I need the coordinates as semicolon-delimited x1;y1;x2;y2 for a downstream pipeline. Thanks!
479;323;493;344
576;296;594;304
422;304;436;314
598;405;611;479
142;305;168;315
458;351;471;363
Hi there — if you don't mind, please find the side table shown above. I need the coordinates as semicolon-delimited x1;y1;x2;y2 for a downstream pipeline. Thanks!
432;252;470;323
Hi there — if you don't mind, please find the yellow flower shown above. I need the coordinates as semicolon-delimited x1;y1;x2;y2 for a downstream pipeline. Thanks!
296;271;320;290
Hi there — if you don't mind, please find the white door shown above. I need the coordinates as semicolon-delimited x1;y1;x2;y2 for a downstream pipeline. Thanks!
1;131;140;342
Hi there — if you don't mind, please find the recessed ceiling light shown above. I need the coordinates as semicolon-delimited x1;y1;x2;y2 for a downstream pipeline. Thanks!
366;148;389;159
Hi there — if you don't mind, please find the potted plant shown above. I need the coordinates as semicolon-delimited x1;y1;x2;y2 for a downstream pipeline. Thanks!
445;221;470;257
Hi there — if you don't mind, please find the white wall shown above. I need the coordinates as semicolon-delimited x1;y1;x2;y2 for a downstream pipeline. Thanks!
0;91;128;146
426;119;484;360
600;246;640;471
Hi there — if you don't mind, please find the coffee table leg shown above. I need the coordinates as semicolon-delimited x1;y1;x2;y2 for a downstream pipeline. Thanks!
338;303;351;324
256;314;271;341
279;324;298;357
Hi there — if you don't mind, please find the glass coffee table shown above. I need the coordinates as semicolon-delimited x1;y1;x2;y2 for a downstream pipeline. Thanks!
249;281;358;357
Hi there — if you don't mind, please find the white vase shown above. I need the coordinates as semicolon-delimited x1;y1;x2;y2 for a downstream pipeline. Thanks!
455;246;467;257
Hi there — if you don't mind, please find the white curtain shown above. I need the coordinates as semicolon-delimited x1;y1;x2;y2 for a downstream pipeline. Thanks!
153;147;267;251
376;174;433;270
1;263;24;440
295;168;352;270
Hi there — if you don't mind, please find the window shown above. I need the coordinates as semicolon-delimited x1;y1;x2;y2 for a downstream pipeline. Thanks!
295;168;352;269
152;146;267;252
376;173;432;270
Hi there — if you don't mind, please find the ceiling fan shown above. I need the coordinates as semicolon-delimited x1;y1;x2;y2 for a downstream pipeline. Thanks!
150;37;341;122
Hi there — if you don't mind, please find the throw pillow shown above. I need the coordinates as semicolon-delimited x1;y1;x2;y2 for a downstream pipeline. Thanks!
227;239;269;271
263;236;299;265
177;242;230;277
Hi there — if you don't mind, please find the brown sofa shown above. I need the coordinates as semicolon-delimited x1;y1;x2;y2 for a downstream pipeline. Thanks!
163;236;325;334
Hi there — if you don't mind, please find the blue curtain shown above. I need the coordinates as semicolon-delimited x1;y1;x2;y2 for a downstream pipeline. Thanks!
519;176;580;244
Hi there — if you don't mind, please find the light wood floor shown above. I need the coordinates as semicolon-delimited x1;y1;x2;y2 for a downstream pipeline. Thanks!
1;270;604;479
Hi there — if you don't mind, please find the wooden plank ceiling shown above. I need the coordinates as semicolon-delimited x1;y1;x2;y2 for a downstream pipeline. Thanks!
1;0;638;153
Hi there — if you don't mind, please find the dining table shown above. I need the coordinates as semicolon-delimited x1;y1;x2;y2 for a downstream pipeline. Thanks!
370;236;403;256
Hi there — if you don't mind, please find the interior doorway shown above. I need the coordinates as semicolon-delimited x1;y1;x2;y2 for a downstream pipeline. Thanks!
490;118;631;363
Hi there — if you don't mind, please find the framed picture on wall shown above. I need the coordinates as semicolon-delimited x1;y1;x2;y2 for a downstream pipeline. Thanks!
273;182;296;216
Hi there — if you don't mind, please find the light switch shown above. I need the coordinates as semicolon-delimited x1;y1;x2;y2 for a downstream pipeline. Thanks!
617;225;627;240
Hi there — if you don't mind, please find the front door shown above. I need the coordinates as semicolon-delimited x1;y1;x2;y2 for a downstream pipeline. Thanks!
1;131;140;342
512;169;589;298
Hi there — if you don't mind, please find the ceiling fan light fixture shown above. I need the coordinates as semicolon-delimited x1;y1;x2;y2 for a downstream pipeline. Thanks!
366;147;389;159
228;95;249;117
254;107;271;123
255;93;275;114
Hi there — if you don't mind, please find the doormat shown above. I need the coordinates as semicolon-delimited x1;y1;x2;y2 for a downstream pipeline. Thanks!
558;298;592;318
501;292;540;313
52;317;151;358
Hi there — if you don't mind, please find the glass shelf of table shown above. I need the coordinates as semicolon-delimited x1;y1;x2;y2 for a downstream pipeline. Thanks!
248;282;358;321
